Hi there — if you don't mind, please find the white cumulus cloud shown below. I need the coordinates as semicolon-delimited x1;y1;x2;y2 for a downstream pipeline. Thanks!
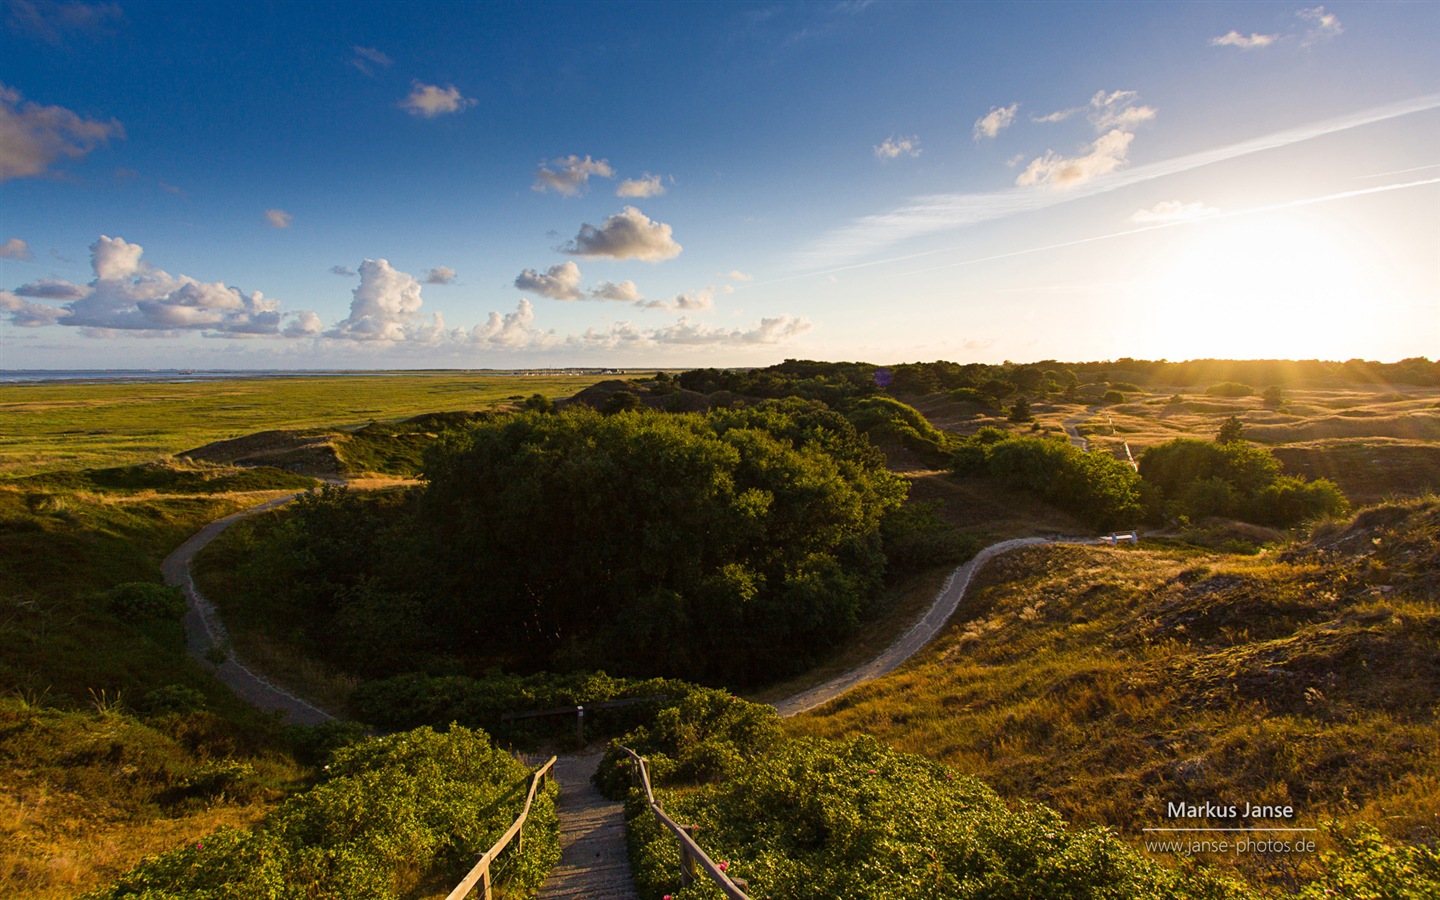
532;154;615;196
0;289;69;326
327;258;431;341
616;173;667;198
515;261;584;300
1016;129;1134;189
1;237;33;259
1210;30;1277;50
589;280;643;302
561;206;682;262
13;278;87;300
0;83;123;182
425;266;456;285
874;135;921;159
265;208;292;229
722;270;752;282
1129;200;1221;224
401;81;475;118
0;235;315;336
973;104;1018;141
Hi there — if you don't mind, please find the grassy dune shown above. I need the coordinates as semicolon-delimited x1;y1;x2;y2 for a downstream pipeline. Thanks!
787;498;1440;888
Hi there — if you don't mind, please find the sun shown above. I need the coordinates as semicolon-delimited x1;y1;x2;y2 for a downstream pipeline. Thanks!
1126;212;1388;360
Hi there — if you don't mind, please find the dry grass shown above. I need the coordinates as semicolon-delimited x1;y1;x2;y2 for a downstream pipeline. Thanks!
0;699;302;900
787;498;1440;887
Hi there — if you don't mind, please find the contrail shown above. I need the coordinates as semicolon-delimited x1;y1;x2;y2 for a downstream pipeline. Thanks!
785;93;1440;273
899;176;1440;277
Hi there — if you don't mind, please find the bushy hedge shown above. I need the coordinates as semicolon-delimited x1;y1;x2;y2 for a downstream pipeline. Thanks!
87;726;558;900
951;428;1144;530
1139;438;1347;526
626;735;1246;900
351;670;700;745
595;688;783;799
844;396;959;465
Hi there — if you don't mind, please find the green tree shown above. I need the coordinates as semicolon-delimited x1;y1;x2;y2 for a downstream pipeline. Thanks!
1007;396;1034;423
419;404;906;683
1217;415;1245;444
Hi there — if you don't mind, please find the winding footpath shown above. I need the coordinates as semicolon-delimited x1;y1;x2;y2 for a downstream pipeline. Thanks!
162;492;335;726
166;492;1102;898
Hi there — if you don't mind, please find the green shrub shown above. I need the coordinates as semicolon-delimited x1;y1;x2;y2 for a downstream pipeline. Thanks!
951;432;1143;530
596;689;783;800
1139;438;1348;527
140;684;208;717
89;725;559;900
1300;823;1440;900
879;500;981;577
351;670;697;746
844;396;958;465
1102;389;1126;404
103;582;186;622
626;735;1246;900
1205;381;1255;397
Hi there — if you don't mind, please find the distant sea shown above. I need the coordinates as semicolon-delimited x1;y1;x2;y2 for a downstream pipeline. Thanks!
0;369;621;384
0;369;372;384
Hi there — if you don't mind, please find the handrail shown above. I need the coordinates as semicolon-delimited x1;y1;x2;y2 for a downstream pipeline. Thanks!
619;746;751;900
445;755;558;900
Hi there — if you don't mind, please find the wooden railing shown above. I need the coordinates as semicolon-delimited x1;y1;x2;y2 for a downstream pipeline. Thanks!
445;755;557;900
619;746;751;900
500;694;668;745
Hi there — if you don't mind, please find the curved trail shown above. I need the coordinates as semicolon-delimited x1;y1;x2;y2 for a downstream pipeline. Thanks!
775;535;1095;717
163;492;335;726
167;492;1103;898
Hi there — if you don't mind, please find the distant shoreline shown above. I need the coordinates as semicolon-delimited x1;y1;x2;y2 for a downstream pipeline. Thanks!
0;368;633;384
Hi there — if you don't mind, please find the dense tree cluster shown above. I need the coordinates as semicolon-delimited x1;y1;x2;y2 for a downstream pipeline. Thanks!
1139;437;1348;526
251;402;907;686
421;402;905;683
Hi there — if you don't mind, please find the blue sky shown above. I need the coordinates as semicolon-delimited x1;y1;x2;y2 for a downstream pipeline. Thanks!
1;0;1436;369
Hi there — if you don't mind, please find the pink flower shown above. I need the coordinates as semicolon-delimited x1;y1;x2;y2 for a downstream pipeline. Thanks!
196;842;203;849
718;861;729;871
868;769;877;774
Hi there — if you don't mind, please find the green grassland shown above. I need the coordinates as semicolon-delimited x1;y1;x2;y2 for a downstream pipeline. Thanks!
0;372;613;475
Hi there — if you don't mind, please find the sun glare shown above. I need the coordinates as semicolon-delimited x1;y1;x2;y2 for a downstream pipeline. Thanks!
1129;213;1386;360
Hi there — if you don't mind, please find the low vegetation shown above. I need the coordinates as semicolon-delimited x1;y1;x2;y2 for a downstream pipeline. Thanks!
84;725;558;900
350;670;701;747
951;427;1143;530
602;693;1249;899
788;498;1440;891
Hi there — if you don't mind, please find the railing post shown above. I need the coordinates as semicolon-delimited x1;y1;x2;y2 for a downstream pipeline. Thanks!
479;866;491;900
679;825;700;885
576;704;584;746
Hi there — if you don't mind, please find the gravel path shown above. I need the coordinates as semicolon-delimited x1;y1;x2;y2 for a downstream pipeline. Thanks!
162;492;335;726
774;536;1092;717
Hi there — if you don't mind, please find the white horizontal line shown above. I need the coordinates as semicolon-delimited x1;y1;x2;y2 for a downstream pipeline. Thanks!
1143;828;1317;833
